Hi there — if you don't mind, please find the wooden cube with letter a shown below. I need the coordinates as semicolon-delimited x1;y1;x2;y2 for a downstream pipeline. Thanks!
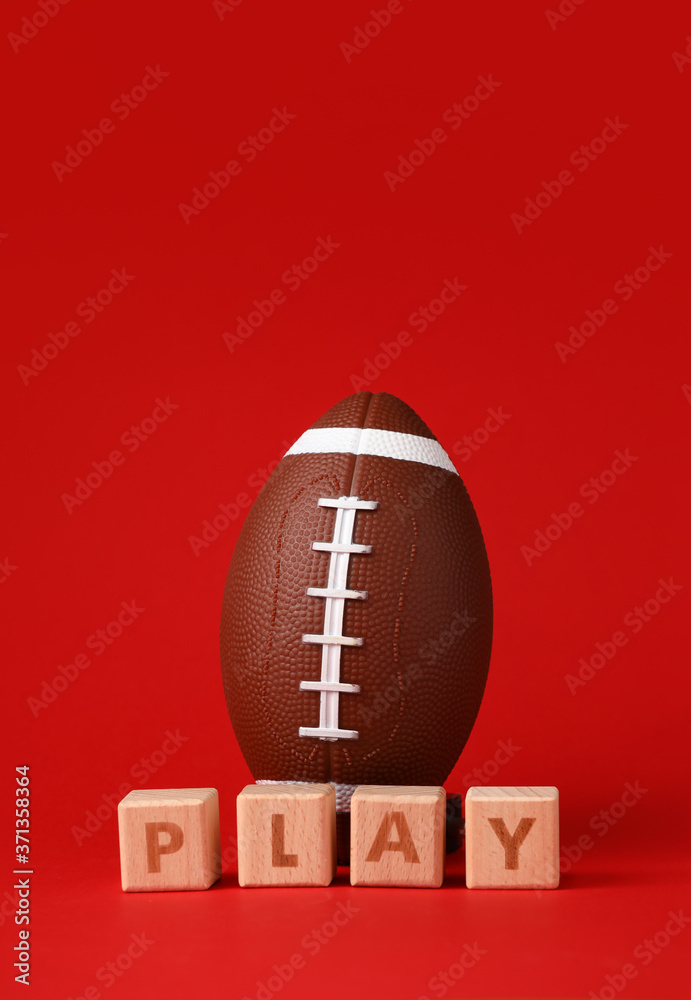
118;788;221;892
350;786;445;888
465;786;559;889
237;783;336;887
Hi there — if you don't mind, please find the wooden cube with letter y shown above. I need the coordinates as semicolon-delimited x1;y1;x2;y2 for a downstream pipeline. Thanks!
350;786;446;887
118;788;221;891
465;786;559;889
237;783;336;886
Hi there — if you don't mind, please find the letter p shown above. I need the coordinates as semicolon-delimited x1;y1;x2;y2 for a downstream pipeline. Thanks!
146;821;184;872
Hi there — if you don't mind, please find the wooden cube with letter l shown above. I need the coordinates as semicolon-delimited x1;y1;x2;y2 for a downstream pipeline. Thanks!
350;786;446;887
236;783;336;886
118;788;221;892
465;786;559;889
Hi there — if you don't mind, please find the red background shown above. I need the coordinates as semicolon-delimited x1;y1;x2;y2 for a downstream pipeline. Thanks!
2;0;690;997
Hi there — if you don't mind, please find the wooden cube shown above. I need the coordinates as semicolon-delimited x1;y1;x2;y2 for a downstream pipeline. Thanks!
350;786;445;888
237;784;336;887
118;788;221;892
465;786;559;889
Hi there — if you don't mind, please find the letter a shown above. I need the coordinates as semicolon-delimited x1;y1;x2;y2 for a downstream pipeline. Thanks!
366;811;420;863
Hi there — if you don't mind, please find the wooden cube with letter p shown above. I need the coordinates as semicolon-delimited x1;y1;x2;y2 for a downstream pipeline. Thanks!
350;786;446;887
237;783;336;886
118;788;221;892
465;786;559;889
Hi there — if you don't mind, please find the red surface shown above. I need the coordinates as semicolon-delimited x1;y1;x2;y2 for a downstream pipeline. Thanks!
2;1;690;997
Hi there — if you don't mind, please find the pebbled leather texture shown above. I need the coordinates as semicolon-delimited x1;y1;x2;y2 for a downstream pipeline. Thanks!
220;392;493;830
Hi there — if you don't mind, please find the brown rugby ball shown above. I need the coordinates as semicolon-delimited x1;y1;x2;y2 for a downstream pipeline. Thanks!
220;392;492;861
